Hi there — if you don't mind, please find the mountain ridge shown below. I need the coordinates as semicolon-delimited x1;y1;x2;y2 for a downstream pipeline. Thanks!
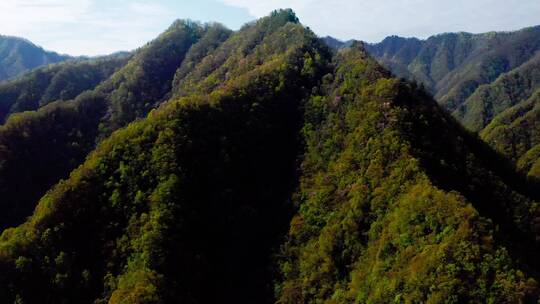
0;35;71;82
0;10;539;304
323;26;540;184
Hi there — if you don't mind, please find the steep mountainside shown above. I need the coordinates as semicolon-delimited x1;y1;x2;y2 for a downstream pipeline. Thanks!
0;10;331;303
456;52;540;132
358;27;540;183
449;51;540;180
0;20;215;231
0;10;539;304
480;92;540;179
0;36;70;82
277;44;540;303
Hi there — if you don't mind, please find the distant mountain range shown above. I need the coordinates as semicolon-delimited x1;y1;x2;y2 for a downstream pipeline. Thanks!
0;35;71;82
0;11;539;303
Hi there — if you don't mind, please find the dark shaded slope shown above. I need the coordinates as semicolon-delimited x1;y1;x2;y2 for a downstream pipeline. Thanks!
0;92;107;230
1;10;539;304
0;21;209;231
0;10;332;304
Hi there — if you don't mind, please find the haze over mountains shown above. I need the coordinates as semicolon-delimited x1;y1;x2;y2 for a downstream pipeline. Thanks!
0;9;539;303
0;35;71;82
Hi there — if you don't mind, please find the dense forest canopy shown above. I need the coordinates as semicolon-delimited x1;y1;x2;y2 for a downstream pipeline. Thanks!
0;9;538;304
0;54;129;123
336;25;540;183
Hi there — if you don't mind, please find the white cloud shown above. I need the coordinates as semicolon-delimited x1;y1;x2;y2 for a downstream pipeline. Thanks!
221;0;311;17
0;0;91;32
0;0;177;56
221;0;540;42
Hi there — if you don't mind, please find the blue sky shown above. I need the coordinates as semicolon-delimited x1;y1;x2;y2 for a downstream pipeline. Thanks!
1;0;540;56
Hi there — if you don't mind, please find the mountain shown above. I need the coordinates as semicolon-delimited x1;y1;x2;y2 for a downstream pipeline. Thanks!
361;35;423;81
0;9;330;303
0;35;70;82
363;26;540;114
0;54;130;231
456;53;540;131
449;51;540;181
0;20;213;231
356;27;540;185
322;36;345;49
0;9;539;304
480;91;540;179
0;54;129;123
277;43;540;303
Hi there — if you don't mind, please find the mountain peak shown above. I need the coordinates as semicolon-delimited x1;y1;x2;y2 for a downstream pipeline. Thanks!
269;8;299;24
0;36;71;81
0;10;539;304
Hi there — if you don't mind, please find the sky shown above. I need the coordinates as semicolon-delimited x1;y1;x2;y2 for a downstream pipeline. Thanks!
1;0;540;56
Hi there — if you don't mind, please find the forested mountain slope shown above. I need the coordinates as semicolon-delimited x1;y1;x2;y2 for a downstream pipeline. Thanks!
95;20;221;134
0;20;221;231
456;53;540;132
453;52;540;180
0;54;129;123
0;35;70;82
277;44;540;303
354;26;540;185
480;92;540;179
0;10;330;303
322;36;355;50
0;9;539;304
